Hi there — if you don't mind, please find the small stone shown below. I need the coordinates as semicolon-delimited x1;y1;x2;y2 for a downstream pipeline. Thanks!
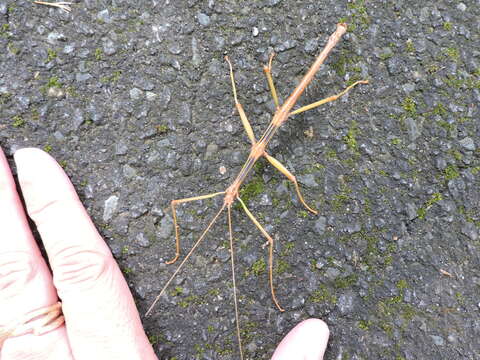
75;73;92;82
405;203;417;220
345;222;361;234
304;38;318;53
115;142;128;155
72;108;84;130
204;143;218;160
97;9;111;23
406;117;421;142
47;31;66;44
314;216;327;235
146;91;158;101
129;88;143;100
123;164;137;179
430;335;444;346
136;232;150;247
47;87;64;98
103;39;117;55
259;193;272;206
168;43;182;55
298;174;319;188
197;12;210;26
63;44;75;54
252;27;259;37
337;292;356;315
103;195;119;222
325;267;341;280
456;3;466;11
459;137;475;151
157;86;171;109
461;222;478;241
403;83;415;93
157;216;173;240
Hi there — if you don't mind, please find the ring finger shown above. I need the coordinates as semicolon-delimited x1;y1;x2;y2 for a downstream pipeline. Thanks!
0;147;73;359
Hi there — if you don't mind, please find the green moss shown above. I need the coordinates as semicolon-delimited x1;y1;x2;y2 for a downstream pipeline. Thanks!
431;103;447;116
402;96;416;116
445;47;460;62
405;39;415;53
100;70;122;84
417;207;427;219
333;274;358;289
391;138;401;145
43;144;52;152
7;42;20;55
343;121;359;151
12;115;25;127
396;279;408;291
170;286;183;296
157;124;169;134
310;284;337;304
0;92;12;104
47;48;57;62
444;164;460;180
280;242;295;256
298;210;309;218
275;259;291;275
240;175;265;203
443;21;452;31
179;295;203;308
94;48;103;60
0;23;10;38
379;51;393;61
358;319;372;330
121;245;129;255
250;258;266;276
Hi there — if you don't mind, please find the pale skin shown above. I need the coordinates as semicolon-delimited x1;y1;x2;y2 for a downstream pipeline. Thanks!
0;147;329;359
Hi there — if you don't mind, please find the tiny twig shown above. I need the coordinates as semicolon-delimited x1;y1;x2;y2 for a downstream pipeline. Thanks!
33;1;72;13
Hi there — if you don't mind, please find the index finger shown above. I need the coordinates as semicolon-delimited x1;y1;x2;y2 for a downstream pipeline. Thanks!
14;148;157;360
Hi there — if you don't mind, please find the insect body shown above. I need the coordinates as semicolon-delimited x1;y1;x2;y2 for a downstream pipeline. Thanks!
146;23;368;360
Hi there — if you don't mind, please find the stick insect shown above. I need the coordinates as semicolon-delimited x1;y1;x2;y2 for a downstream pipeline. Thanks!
146;23;368;359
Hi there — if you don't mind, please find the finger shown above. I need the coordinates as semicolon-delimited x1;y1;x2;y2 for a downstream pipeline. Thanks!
0;147;72;359
14;148;157;360
271;318;329;360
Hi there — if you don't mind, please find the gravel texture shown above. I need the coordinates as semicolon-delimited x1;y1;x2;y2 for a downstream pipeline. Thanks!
1;1;479;359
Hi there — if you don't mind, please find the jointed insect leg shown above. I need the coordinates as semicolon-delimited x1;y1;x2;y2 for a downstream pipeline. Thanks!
289;80;369;116
167;191;225;264
237;197;285;312
263;53;281;109
146;204;226;316
264;152;317;214
227;206;244;360
225;56;256;145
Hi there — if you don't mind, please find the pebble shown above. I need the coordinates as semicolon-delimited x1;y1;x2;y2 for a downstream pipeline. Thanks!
461;222;478;241
314;216;327;235
136;232;150;247
129;87;143;100
405;117;421;142
459;137;475;151
197;12;210;26
157;215;173;239
204;143;218;160
103;195;119;222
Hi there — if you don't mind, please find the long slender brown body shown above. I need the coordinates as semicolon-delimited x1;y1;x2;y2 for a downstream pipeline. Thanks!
146;22;367;360
224;23;348;207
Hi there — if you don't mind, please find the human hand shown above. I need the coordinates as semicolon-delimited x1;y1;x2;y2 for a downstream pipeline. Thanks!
271;318;330;360
0;147;157;359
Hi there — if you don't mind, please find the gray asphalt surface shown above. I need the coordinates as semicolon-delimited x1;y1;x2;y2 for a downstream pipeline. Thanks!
1;0;479;359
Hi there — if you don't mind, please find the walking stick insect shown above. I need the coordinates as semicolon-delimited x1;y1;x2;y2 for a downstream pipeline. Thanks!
146;23;368;359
